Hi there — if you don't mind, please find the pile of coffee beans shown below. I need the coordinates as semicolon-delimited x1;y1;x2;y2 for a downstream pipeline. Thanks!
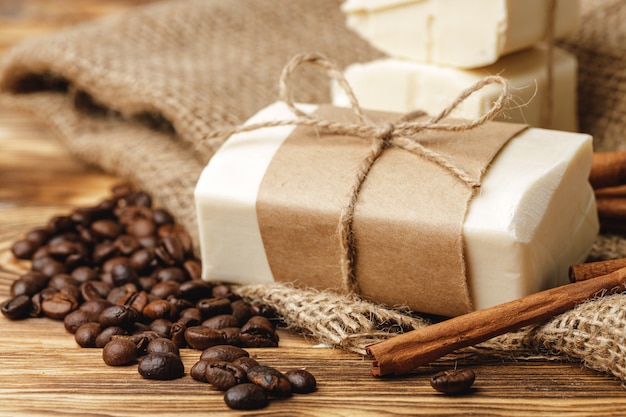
191;344;316;409
1;184;316;410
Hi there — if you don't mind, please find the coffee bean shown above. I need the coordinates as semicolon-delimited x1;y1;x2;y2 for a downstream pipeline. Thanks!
64;309;98;333
285;369;317;394
41;292;79;320
11;239;40;260
1;295;32;320
91;219;122;240
98;305;138;329
230;299;252;326
184;326;226;350
150;281;180;299
24;228;50;246
231;357;260;373
202;314;239;330
239;316;279;348
110;263;138;287
155;267;185;283
95;326;127;348
75;322;103;348
149;318;173;336
146;337;179;356
103;338;138;366
223;383;269;410
143;300;178;321
80;281;112;301
190;358;220;382
200;345;249;363
196;297;231;318
219;327;241;346
138;352;184;380
205;361;247;391
246;365;292;397
71;266;99;283
430;369;476;394
10;272;48;297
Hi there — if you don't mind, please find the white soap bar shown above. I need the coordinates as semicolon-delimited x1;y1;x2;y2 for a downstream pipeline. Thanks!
332;46;578;131
194;102;598;311
342;0;581;68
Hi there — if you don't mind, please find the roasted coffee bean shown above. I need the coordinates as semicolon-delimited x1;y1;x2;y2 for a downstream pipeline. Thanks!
1;295;32;320
285;369;317;394
177;279;212;301
152;208;173;226
430;369;476;394
92;242;118;264
106;284;138;305
29;292;43;318
169;298;196;313
95;326;127;348
41;292;79;320
138;352;184;380
223;383;269;410
149;318;173;336
91;219;123;240
80;281;111;301
143;300;178;321
155;235;185;265
24;228;50;246
184;326;226;350
103;338;138;366
129;248;156;273
11;239;40;260
64;309;98;333
10;272;49;297
39;258;67;278
80;299;113;316
113;235;140;255
231;356;260;373
126;218;155;238
47;241;82;261
246;365;292;397
239;316;279;348
71;266;99;283
200;345;249;363
202;314;239;330
155;267;185;283
117;290;149;314
150;281;180;299
182;260;202;281
138;276;157;293
146;337;179;356
75;322;103;348
98;305;138;329
205;361;247;391
49;273;78;290
230;299;252;326
190;358;220;382
110;263;138;287
220;327;242;346
196;297;231;318
212;284;235;300
46;215;74;235
128;191;152;208
169;320;190;348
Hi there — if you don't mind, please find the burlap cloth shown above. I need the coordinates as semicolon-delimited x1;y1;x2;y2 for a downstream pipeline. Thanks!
2;0;626;380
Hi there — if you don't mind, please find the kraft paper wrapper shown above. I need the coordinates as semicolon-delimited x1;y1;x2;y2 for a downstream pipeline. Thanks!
256;105;527;317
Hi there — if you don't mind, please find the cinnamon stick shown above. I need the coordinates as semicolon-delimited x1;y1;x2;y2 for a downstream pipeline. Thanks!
596;197;626;219
366;266;626;377
595;184;626;199
590;151;626;189
569;258;626;282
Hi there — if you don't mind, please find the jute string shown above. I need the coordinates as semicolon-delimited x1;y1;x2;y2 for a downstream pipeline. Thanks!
203;52;512;294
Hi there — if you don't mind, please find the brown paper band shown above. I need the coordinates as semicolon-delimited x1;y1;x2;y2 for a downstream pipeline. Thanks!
256;105;527;316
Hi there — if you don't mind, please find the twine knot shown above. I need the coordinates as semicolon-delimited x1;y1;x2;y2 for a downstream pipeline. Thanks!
203;52;512;296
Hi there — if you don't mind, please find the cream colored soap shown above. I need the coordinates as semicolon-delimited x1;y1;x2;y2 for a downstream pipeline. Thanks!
332;46;578;131
342;0;581;68
194;102;598;311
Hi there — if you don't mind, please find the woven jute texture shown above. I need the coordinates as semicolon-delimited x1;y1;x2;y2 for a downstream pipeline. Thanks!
2;0;626;380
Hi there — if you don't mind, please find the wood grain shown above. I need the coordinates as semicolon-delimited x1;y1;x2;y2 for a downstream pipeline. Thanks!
1;1;626;416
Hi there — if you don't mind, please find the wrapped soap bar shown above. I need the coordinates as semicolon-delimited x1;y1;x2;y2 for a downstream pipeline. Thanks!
342;0;580;68
332;46;578;131
194;102;598;317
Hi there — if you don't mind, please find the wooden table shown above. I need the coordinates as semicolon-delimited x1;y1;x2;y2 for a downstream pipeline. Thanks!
1;2;626;415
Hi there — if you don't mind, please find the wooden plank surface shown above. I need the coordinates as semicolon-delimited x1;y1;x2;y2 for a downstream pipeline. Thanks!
1;1;626;416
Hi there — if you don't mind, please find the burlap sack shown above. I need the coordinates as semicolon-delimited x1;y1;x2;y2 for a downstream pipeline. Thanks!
2;0;626;380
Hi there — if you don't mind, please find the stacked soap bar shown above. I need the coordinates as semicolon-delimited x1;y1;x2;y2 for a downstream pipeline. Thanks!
334;0;581;131
194;102;599;316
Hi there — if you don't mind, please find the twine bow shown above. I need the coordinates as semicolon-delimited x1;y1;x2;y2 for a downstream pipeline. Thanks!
203;52;511;295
